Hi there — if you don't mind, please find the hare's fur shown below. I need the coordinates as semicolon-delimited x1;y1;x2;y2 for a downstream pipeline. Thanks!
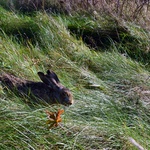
0;70;73;106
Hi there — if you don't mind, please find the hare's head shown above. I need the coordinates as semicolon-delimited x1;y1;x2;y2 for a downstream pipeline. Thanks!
38;70;73;106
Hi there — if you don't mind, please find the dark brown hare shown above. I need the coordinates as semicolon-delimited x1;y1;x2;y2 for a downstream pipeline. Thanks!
0;70;73;106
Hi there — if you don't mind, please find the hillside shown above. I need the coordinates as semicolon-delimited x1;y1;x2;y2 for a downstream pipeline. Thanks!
0;2;150;150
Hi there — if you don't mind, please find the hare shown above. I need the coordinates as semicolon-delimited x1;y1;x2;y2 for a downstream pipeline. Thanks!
0;70;73;106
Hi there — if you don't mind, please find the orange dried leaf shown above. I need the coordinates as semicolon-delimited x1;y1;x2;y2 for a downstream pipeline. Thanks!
46;109;64;129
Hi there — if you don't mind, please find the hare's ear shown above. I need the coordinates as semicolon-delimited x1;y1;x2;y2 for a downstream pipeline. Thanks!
38;72;57;89
38;72;49;84
47;70;60;83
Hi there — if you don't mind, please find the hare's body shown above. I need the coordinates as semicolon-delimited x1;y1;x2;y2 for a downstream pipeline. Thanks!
0;70;73;106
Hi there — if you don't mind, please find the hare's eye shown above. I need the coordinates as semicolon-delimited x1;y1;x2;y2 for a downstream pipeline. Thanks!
63;92;68;97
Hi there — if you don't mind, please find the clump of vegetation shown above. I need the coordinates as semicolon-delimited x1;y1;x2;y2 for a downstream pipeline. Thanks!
64;13;150;63
0;1;150;149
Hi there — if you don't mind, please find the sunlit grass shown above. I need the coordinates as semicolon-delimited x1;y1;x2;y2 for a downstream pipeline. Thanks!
0;6;150;150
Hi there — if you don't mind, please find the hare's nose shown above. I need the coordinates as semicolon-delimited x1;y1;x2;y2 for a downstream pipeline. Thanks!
65;101;73;106
69;100;74;105
69;101;73;105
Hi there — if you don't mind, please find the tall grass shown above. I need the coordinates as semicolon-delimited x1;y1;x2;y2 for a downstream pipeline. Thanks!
0;5;150;150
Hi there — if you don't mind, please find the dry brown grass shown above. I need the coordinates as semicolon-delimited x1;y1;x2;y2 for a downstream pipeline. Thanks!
5;0;150;29
63;0;150;29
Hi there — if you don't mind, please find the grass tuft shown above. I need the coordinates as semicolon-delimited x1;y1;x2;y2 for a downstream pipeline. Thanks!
0;5;150;150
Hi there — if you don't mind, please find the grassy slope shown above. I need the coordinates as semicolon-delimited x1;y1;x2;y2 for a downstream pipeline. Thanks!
0;7;150;150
